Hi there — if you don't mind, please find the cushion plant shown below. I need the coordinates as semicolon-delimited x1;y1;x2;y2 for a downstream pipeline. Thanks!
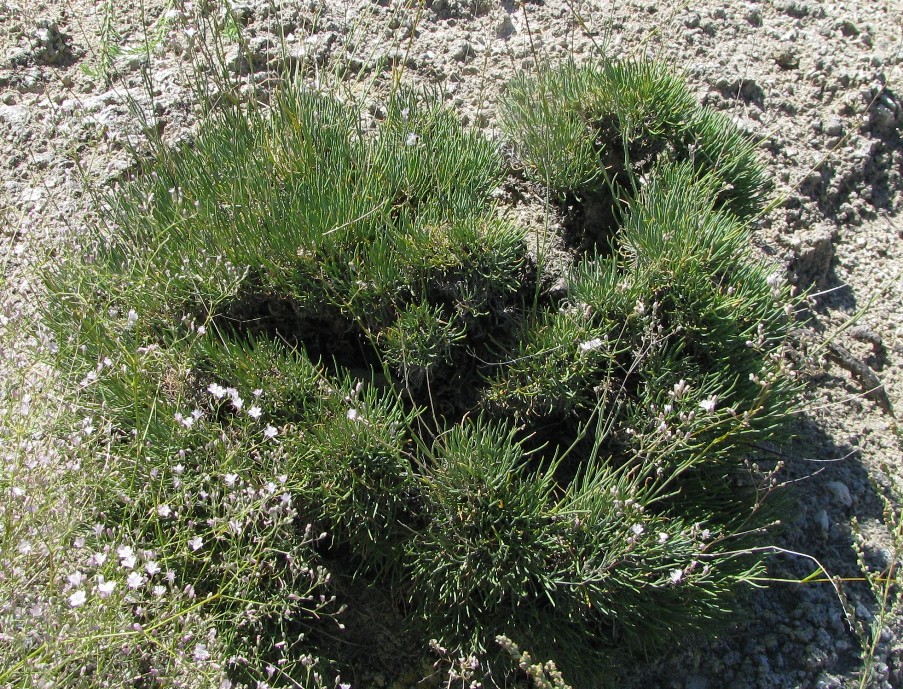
42;59;799;686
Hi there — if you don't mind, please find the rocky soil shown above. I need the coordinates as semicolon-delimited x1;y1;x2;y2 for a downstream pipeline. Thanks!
1;1;902;687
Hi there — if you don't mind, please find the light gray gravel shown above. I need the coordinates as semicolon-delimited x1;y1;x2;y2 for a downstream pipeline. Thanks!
1;1;901;687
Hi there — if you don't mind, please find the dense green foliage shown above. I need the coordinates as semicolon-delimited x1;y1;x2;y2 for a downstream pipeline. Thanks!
501;60;768;218
42;59;799;686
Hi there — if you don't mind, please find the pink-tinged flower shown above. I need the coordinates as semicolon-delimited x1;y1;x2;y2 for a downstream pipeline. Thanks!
699;395;718;413
174;412;195;429
68;590;87;607
97;579;117;598
67;571;85;587
120;555;137;570
189;536;203;552
157;504;172;518
88;552;107;567
145;561;160;577
670;379;689;400
247;406;262;419
263;425;278;439
193;643;210;662
153;585;166;598
126;572;145;589
117;545;134;561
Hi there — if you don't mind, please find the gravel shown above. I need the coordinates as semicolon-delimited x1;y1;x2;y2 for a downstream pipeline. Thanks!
1;0;901;686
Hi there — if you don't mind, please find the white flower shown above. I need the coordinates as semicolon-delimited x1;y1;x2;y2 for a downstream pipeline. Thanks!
658;532;669;544
699;395;718;413
669;568;684;584
126;309;138;328
193;643;211;662
263;425;278;439
97;579;117;598
67;571;85;587
117;545;134;560
247;406;262;419
630;523;644;536
224;473;238;488
153;585;167;598
68;590;87;607
578;337;604;353
346;409;361;422
227;388;243;411
127;571;145;589
189;536;203;552
88;552;107;567
157;504;172;518
145;561;160;576
207;383;227;399
405;132;418;146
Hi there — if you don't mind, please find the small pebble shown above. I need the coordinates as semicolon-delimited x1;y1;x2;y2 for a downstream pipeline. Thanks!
825;481;853;508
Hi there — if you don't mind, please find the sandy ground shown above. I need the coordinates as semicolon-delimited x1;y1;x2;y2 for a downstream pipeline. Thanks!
1;1;902;687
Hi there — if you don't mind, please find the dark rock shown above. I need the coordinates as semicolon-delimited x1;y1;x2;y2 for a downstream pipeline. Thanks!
786;229;836;287
838;20;859;37
22;19;76;66
825;481;853;508
683;12;701;29
780;1;810;19
496;14;515;38
775;47;800;70
428;0;491;20
869;92;902;135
